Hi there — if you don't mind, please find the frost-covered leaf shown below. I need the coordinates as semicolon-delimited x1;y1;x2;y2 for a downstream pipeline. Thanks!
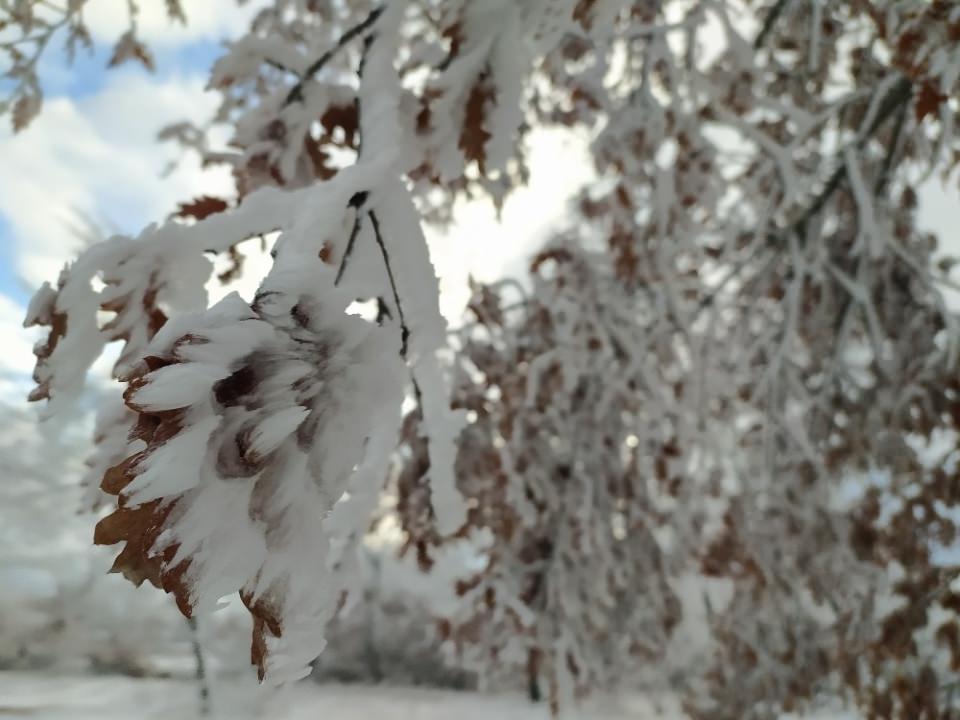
459;75;494;173
95;268;405;680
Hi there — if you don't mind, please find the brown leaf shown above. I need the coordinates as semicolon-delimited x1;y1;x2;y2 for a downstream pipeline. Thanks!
915;82;947;122
319;103;359;147
108;32;155;72
11;93;41;133
460;74;494;174
573;0;598;30
217;246;245;284
442;21;464;62
415;88;444;135
165;0;186;23
27;308;67;402
175;196;229;221
241;590;284;681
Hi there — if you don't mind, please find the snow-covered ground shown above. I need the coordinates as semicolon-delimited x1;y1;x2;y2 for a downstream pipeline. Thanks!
0;672;684;720
0;672;860;720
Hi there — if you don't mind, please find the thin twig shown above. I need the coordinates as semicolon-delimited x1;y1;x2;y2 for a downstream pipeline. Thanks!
695;76;913;318
187;616;211;717
264;58;298;76
793;76;912;240
754;0;793;49
335;191;369;286
284;6;385;105
332;23;376;287
831;90;910;336
335;215;364;286
873;98;909;198
368;209;410;357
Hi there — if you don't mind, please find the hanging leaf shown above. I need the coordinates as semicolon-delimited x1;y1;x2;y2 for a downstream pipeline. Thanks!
175;196;230;221
11;91;41;132
459;73;494;174
108;31;155;72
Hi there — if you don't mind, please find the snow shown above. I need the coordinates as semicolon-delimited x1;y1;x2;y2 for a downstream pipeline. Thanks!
0;672;859;719
371;179;468;535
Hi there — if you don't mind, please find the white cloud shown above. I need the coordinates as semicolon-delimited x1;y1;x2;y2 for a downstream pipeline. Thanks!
82;0;265;46
0;71;233;290
428;128;593;321
0;293;42;404
0;294;38;376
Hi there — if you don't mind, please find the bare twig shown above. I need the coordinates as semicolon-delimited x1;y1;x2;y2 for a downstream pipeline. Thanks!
830;96;910;335
754;0;793;49
695;76;913;318
792;76;912;240
368;209;410;358
187;616;211;717
284;5;385;105
335;191;369;286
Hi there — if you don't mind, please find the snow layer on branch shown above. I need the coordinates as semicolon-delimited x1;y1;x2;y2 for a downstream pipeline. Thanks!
23;181;328;416
209;35;310;90
356;1;404;164
373;177;467;535
484;10;527;174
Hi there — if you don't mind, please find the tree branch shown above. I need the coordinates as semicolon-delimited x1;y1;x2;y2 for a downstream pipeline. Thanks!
284;6;385;105
790;76;912;242
332;22;376;287
264;58;298;76
831;95;910;336
303;11;412;363
696;76;913;315
754;0;793;50
187;617;211;717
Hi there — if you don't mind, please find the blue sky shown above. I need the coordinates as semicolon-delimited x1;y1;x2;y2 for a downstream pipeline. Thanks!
0;40;225;300
0;36;222;101
0;0;269;308
39;39;225;100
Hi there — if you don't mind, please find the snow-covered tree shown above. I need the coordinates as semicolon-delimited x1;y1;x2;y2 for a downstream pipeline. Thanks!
7;0;960;717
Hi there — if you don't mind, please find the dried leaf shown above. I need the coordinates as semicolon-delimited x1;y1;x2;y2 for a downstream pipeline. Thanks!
175;196;230;221
573;0;598;30
319;103;359;147
915;82;947;123
460;74;494;174
108;32;156;72
11;92;41;133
